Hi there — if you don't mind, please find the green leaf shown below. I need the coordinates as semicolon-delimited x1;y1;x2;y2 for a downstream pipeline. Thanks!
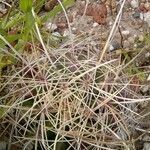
19;0;33;12
0;27;7;36
22;12;35;41
0;107;8;119
33;0;45;13
0;39;6;49
4;12;22;30
14;39;26;53
6;34;21;43
25;12;34;29
144;34;150;45
0;54;13;68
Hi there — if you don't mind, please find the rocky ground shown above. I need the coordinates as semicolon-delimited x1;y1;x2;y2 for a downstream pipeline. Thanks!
0;0;150;149
44;0;150;66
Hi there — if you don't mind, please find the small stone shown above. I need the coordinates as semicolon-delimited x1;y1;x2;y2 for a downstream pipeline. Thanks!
122;30;130;36
63;29;70;37
108;41;121;51
144;3;150;11
44;1;59;11
134;44;138;48
130;0;139;8
138;35;144;42
93;22;99;27
109;44;114;51
140;12;150;27
145;52;150;58
52;32;61;37
51;32;62;42
139;28;144;32
109;21;113;26
132;12;140;18
45;22;57;31
90;41;97;46
147;74;150;81
0;3;7;14
141;85;150;94
128;36;135;44
139;3;148;12
72;27;76;31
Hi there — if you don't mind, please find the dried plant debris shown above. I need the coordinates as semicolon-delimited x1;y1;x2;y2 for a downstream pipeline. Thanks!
0;0;150;150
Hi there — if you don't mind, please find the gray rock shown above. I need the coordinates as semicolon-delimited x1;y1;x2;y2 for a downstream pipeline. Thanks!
0;2;7;14
138;35;144;42
108;41;121;51
140;12;150;27
122;30;130;36
132;12;140;19
130;0;139;8
145;52;150;58
140;85;150;94
45;22;57;32
128;36;135;44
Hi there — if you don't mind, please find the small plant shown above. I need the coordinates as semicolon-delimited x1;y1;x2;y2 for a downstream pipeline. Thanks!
0;0;149;150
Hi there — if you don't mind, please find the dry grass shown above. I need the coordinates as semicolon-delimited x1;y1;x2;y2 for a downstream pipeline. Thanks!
0;0;150;150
